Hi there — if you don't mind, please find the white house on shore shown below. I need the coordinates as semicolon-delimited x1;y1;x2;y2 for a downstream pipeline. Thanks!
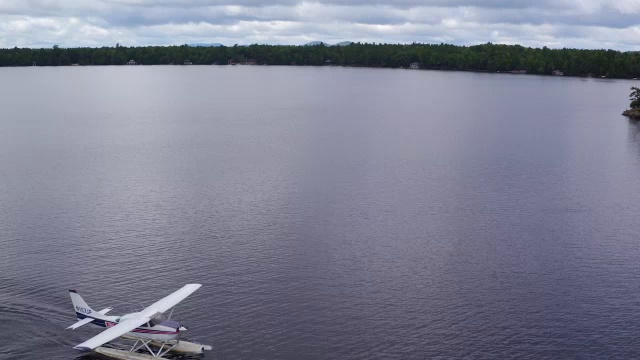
127;59;137;65
552;69;564;76
409;62;420;69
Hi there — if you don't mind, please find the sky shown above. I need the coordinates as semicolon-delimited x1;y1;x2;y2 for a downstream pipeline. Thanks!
0;0;639;51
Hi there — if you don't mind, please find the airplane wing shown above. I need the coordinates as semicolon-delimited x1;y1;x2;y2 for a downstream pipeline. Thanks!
139;284;202;317
73;316;150;351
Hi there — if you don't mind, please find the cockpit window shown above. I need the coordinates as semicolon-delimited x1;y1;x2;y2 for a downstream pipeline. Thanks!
148;313;166;327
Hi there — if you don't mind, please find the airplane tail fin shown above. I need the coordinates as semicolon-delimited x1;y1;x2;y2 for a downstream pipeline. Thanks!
69;289;94;316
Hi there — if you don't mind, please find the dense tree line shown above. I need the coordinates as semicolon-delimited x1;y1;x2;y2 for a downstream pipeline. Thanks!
631;87;640;108
1;42;640;78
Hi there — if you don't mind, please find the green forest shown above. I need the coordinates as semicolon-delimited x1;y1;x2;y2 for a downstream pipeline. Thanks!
2;42;640;79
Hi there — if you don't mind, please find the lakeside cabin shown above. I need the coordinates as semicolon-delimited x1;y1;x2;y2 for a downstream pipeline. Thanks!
127;59;137;65
409;62;420;69
552;70;564;76
184;59;193;65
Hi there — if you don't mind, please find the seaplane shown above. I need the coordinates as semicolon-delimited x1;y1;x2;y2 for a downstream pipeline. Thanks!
67;283;212;359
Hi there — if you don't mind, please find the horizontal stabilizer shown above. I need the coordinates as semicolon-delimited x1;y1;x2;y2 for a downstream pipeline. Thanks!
97;307;113;315
67;318;93;330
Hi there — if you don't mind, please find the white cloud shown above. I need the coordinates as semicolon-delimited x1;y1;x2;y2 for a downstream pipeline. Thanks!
0;0;639;50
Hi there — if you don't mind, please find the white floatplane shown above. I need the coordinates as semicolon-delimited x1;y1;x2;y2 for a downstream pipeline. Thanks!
67;283;212;359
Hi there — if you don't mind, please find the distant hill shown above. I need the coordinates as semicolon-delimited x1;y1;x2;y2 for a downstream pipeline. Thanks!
304;41;353;46
188;43;224;47
190;42;351;47
304;41;329;46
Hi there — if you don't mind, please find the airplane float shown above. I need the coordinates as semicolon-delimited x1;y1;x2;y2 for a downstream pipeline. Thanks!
67;283;212;359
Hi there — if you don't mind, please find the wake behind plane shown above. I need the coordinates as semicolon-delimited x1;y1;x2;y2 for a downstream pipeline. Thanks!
67;283;211;359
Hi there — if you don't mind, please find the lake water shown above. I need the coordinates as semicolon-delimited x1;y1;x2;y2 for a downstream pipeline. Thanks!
1;66;640;359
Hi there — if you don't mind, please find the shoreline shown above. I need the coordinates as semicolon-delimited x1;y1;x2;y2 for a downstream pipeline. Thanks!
4;42;640;79
623;108;640;119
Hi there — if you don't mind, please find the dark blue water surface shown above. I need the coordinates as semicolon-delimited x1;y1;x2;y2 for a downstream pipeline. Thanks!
1;66;640;359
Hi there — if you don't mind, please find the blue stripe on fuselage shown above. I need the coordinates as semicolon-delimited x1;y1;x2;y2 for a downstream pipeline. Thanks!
76;312;107;327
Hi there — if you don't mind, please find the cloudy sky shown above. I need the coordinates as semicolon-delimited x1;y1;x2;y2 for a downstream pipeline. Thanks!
1;0;639;50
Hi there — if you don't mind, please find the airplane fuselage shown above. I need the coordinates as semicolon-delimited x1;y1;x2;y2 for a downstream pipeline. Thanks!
75;311;180;342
